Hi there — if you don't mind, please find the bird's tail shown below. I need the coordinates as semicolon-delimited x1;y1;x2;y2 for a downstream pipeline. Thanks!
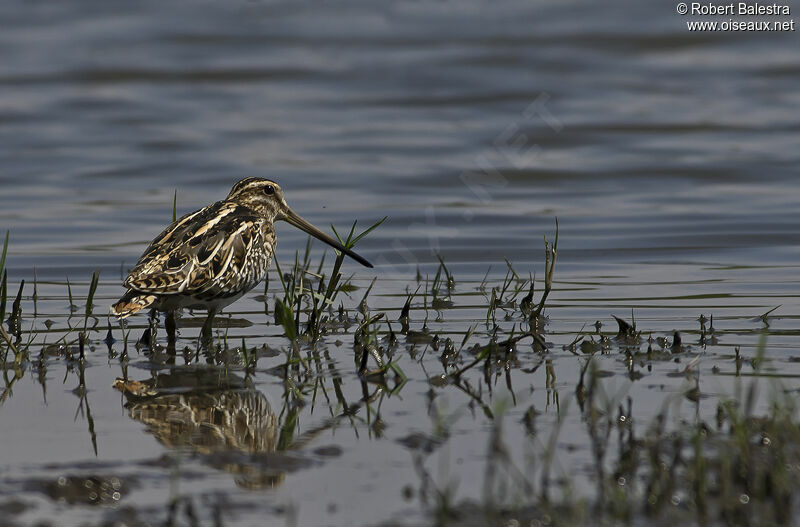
111;290;157;319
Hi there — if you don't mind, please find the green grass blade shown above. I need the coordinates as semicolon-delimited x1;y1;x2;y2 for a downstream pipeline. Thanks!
0;270;6;323
351;216;386;246
0;230;8;278
85;270;100;320
32;267;38;317
274;257;289;296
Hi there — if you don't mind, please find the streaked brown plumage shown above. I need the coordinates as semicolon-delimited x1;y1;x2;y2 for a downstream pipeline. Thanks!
111;177;372;336
114;371;281;489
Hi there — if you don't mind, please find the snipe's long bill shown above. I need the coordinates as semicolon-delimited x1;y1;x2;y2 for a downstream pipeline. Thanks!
111;177;372;336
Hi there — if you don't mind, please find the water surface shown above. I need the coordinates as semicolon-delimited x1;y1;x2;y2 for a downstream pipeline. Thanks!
1;1;799;525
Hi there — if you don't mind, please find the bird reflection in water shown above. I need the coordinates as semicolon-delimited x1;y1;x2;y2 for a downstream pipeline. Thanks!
114;369;288;490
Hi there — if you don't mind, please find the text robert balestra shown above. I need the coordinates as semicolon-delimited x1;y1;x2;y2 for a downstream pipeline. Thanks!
690;3;790;15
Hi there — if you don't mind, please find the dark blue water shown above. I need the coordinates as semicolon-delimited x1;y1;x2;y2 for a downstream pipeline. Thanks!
1;1;799;525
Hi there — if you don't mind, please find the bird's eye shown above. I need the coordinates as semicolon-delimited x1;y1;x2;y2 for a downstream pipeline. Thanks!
264;185;275;196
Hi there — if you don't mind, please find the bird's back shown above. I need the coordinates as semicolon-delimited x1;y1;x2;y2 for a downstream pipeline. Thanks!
124;200;275;301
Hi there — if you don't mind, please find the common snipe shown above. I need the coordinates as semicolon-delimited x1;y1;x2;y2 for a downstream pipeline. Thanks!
114;370;281;489
111;177;372;338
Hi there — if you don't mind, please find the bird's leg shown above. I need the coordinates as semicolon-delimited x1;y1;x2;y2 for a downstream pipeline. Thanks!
165;310;177;342
165;310;177;356
200;308;217;347
146;308;158;348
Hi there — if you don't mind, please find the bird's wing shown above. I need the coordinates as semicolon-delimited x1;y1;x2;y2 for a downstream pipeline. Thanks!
124;201;274;296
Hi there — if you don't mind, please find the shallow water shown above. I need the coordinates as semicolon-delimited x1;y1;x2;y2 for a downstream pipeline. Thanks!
1;1;800;525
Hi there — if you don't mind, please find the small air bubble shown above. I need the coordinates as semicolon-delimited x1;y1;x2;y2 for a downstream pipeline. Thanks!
740;494;750;504
617;476;626;486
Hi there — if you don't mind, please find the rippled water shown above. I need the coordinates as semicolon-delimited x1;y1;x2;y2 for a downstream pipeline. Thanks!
1;1;799;525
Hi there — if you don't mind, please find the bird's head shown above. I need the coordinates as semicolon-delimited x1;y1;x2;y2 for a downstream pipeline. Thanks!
227;177;372;268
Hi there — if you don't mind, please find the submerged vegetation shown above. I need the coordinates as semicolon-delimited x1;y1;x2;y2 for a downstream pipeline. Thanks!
404;346;800;527
2;221;800;526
